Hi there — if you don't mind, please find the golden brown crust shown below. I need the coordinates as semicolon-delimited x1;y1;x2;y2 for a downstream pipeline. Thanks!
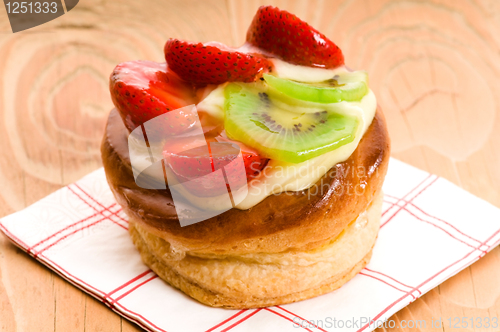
127;190;382;308
132;222;372;309
101;107;390;255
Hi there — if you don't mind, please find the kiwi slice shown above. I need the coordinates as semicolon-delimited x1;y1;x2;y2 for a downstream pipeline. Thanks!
264;71;369;104
223;84;359;163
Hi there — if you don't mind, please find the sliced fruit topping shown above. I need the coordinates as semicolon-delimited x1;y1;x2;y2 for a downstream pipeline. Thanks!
264;71;368;104
163;136;268;197
110;60;197;135
223;84;359;163
246;6;344;68
164;39;272;85
214;134;269;178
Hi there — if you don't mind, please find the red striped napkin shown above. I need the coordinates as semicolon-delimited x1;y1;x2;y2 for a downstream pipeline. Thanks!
1;158;499;332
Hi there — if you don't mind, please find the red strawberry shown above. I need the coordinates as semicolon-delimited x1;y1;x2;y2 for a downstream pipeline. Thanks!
164;39;272;85
163;137;268;197
246;6;344;68
110;60;197;137
214;134;268;179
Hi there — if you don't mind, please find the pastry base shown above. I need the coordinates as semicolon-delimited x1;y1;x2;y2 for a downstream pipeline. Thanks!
128;191;382;309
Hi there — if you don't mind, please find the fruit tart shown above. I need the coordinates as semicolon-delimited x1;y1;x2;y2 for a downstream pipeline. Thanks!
101;5;390;309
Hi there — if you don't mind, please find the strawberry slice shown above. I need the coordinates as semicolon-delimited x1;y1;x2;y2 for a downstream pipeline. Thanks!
163;136;268;197
164;39;272;85
246;6;344;69
214;134;269;179
110;60;197;136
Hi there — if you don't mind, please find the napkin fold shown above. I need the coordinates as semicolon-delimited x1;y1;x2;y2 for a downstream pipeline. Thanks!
1;158;499;332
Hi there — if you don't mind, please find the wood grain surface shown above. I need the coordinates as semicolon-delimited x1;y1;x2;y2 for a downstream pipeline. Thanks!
0;0;499;331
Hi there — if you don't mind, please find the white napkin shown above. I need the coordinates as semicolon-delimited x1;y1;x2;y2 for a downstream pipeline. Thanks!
1;158;499;332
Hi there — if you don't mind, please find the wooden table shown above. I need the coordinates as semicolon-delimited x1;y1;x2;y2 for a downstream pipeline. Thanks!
0;0;499;331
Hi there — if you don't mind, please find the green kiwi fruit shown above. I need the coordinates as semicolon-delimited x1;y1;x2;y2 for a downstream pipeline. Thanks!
223;83;359;163
263;71;368;104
